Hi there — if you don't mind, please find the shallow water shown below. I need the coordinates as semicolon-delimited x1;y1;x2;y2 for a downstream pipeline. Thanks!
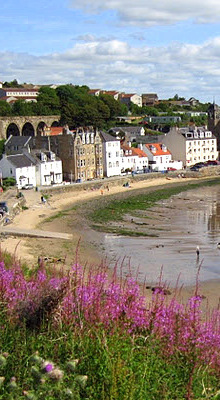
103;185;220;286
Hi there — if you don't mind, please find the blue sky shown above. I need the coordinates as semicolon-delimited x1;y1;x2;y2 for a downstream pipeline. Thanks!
1;0;220;103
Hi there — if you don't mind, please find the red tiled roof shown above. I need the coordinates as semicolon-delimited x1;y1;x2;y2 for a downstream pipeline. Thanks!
145;143;171;156
121;144;147;158
48;127;63;136
132;148;147;157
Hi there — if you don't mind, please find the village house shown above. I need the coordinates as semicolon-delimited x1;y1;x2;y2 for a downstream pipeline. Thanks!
0;148;62;188
161;127;219;167
119;93;142;108
100;90;121;100
143;143;172;172
99;132;121;177
142;93;159;106
120;143;148;173
109;126;145;142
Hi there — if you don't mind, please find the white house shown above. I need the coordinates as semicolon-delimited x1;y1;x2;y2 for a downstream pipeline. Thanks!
0;149;63;188
0;153;37;189
99;132;121;177
143;143;172;171
29;150;63;186
119;93;142;108
121;143;148;173
161;127;219;167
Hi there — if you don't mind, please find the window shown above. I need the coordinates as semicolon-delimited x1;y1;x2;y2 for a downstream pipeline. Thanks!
108;152;111;158
116;161;119;167
108;162;112;168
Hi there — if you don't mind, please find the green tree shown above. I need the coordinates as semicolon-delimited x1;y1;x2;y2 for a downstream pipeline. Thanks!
11;100;34;116
36;87;60;115
0;101;12;116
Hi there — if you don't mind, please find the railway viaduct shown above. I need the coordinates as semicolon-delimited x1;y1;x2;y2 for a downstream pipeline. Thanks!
0;115;60;139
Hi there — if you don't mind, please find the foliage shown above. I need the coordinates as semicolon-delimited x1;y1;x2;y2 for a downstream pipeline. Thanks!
0;252;219;399
2;177;16;189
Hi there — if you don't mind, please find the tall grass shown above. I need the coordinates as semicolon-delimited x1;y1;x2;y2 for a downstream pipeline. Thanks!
0;252;219;399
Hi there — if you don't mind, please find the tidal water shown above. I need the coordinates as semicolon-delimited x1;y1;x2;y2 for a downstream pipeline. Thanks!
103;185;220;286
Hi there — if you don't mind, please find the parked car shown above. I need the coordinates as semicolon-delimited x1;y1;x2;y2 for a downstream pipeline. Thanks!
205;160;220;166
0;201;8;212
193;162;206;168
190;166;200;171
167;167;177;171
22;184;34;190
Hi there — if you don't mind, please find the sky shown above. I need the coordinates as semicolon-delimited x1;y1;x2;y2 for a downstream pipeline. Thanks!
1;0;220;103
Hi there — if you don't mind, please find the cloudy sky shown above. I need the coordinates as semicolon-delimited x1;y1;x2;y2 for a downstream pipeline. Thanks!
1;0;220;103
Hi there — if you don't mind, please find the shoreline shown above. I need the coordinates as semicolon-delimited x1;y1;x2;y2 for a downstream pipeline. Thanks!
1;174;220;310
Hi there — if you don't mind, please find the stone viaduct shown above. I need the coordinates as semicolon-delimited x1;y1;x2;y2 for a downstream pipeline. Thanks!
0;115;60;139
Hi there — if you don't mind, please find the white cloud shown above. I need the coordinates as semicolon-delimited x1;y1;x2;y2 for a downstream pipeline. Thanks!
1;36;220;102
70;0;220;26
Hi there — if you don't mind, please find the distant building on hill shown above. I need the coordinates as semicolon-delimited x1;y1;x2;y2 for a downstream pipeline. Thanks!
0;87;39;103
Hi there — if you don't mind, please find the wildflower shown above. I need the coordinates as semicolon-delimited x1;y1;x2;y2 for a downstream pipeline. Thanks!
7;377;17;392
66;359;79;372
41;360;54;373
48;367;64;381
0;355;7;368
75;375;88;388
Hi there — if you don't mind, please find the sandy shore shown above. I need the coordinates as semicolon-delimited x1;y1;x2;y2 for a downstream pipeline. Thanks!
1;175;220;310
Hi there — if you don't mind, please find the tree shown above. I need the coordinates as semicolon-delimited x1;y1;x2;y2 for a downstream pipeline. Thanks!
0;101;11;116
11;100;33;116
36;87;60;115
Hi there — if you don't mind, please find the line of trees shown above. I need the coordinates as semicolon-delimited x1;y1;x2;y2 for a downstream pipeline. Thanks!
0;85;128;129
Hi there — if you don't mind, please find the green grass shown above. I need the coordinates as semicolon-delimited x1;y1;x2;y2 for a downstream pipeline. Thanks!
0;323;219;400
87;178;220;232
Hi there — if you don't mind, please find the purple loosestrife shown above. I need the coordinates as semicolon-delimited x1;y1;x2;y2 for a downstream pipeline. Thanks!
0;258;219;372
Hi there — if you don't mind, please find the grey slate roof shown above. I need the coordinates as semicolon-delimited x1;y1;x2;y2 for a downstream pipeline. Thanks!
109;126;143;134
5;135;33;147
99;131;119;142
7;154;36;168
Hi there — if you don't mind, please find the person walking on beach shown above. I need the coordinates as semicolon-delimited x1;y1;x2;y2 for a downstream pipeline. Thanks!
196;245;200;258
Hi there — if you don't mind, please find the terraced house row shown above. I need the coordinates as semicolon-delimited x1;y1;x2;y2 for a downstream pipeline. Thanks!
0;124;218;188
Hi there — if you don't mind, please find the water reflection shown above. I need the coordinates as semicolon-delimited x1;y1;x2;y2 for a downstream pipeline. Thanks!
103;186;220;286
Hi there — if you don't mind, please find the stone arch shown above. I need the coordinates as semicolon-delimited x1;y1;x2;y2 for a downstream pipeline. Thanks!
22;122;35;136
51;120;60;127
6;123;20;138
37;121;47;135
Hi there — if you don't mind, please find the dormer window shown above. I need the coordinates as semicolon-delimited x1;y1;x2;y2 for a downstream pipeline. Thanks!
41;152;47;162
50;151;55;161
129;150;132;155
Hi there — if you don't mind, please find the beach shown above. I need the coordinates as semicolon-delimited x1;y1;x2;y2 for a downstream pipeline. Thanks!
1;174;220;310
